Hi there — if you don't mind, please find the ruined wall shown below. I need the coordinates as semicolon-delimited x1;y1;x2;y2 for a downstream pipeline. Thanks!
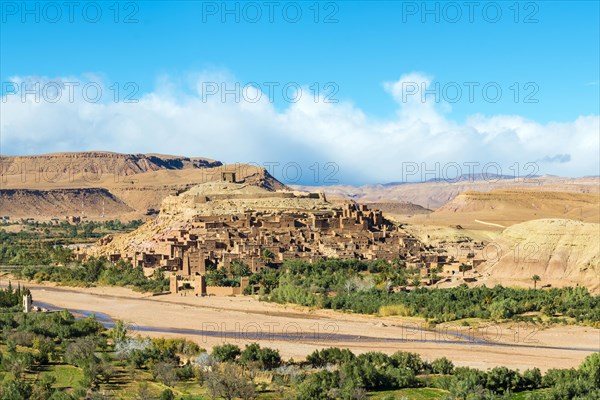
205;286;241;296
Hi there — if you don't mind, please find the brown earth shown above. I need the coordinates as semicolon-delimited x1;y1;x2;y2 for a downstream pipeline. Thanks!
2;152;598;293
362;202;432;216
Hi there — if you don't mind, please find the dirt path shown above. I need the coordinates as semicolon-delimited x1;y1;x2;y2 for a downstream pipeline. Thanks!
474;219;507;228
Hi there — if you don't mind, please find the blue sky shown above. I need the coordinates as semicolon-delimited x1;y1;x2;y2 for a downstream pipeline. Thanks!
1;1;599;184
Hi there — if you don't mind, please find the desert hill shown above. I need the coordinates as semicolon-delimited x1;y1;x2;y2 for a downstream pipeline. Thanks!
0;188;133;219
2;151;598;237
294;176;600;210
362;202;432;216
477;219;600;292
413;189;600;230
0;152;285;220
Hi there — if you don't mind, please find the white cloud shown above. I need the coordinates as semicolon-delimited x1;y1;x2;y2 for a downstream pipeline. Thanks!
1;72;598;185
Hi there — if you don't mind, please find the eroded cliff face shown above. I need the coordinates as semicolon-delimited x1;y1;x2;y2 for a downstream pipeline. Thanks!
0;151;222;180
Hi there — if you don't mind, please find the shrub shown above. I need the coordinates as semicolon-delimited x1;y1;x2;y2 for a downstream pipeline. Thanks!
431;357;454;375
211;344;241;363
378;304;411;317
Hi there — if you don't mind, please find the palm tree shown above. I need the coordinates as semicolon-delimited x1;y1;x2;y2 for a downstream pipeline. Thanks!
261;249;275;265
429;266;441;285
532;274;541;289
459;263;470;277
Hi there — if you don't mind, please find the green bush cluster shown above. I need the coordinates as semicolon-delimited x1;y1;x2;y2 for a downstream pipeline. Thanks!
0;220;142;266
293;348;600;400
211;343;282;370
1;299;598;400
0;309;106;399
258;259;600;324
14;257;169;293
0;282;28;308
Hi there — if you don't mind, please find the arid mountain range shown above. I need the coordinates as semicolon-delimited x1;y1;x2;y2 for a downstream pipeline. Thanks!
2;152;598;223
2;152;599;290
0;152;284;220
294;175;599;209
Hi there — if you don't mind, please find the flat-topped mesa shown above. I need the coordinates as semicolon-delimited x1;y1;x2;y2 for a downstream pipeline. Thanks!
0;151;222;176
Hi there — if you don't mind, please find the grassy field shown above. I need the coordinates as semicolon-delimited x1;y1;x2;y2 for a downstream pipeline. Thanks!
44;365;84;388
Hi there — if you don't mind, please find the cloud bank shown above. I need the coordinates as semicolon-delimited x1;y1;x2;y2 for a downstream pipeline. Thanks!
1;72;598;185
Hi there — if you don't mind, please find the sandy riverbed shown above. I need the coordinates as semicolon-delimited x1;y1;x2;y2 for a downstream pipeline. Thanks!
4;279;598;372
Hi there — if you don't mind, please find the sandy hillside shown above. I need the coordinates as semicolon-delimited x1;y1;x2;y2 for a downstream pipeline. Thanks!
478;219;600;291
0;188;133;219
362;202;432;216
406;189;600;230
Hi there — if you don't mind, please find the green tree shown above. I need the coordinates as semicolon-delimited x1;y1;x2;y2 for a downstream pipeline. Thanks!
0;378;32;400
294;370;339;400
159;389;175;400
211;344;241;363
33;336;55;364
486;366;518;393
206;364;256;400
522;368;542;390
431;357;454;375
152;361;178;387
29;375;56;400
64;336;98;368
579;352;600;388
205;268;227;287
391;351;424;375
112;320;128;344
261;249;275;264
230;260;251;278
532;274;541;289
